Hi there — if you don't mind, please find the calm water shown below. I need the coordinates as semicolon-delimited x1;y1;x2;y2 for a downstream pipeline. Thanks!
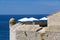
0;14;49;40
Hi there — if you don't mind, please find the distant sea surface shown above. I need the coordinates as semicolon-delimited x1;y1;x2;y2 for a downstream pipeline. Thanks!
0;14;49;40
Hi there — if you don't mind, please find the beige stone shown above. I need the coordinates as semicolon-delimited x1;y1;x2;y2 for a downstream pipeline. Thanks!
47;11;60;31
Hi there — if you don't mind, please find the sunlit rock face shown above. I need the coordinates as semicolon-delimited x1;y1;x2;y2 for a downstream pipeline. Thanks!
43;11;60;40
9;18;46;40
48;11;60;31
9;16;49;40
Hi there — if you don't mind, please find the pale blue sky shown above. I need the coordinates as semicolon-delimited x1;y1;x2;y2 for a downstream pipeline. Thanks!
0;0;60;15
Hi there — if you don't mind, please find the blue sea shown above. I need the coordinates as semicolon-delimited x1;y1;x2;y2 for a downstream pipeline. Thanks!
0;14;49;40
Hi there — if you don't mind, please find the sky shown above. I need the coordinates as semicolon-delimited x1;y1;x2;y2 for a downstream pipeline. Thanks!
0;0;60;15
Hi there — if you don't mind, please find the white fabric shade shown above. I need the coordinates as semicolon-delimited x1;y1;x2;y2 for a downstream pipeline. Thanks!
18;17;38;22
29;17;38;21
18;17;29;22
40;17;47;20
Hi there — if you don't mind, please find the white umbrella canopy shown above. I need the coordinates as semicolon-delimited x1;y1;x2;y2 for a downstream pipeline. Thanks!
18;17;29;22
18;17;39;22
39;17;47;20
29;17;38;21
